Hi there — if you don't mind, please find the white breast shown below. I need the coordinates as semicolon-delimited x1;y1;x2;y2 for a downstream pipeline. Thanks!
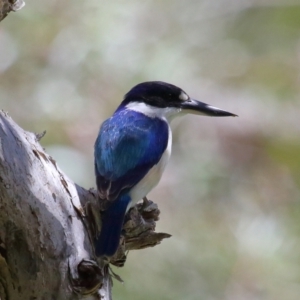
127;126;172;211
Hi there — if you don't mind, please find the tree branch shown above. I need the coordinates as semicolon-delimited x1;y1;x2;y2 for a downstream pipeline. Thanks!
0;0;25;22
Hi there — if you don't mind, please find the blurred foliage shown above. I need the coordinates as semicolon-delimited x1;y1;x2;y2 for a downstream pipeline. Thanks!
1;0;300;299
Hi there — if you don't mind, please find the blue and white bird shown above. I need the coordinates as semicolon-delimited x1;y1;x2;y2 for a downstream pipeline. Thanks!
94;81;236;257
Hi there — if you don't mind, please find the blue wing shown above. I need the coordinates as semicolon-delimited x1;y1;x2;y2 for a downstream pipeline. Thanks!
94;110;169;202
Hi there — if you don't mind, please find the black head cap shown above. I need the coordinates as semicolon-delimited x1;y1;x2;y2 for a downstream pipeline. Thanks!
120;81;237;117
121;81;187;108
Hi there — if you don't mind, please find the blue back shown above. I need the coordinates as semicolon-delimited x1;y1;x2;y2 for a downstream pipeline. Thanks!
94;108;169;201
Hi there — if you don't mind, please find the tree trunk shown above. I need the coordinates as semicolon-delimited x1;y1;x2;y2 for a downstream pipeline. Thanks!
0;111;170;299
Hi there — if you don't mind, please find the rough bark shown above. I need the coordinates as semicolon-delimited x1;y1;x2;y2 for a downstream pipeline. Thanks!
0;111;170;299
0;0;25;22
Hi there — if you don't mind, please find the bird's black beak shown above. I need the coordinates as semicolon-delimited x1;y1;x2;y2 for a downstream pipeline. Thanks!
180;99;237;117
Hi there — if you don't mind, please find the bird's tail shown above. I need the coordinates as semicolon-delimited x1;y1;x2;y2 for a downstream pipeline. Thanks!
95;194;131;257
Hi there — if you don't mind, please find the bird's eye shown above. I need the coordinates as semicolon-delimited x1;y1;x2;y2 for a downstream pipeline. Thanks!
179;92;189;101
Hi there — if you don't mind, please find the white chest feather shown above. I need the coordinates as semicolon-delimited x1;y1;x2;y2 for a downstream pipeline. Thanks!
128;126;172;211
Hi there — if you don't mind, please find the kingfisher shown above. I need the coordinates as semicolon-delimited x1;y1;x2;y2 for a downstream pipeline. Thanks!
94;81;236;258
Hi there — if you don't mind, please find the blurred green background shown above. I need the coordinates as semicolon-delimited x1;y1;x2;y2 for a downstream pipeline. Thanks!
1;0;300;299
